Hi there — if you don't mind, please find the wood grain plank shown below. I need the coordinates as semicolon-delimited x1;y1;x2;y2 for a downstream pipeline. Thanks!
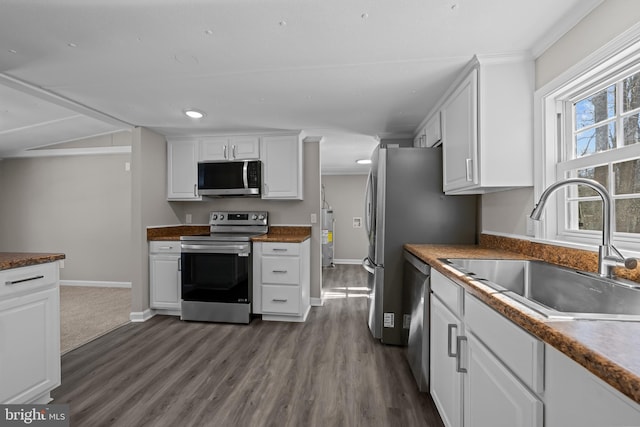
52;265;444;427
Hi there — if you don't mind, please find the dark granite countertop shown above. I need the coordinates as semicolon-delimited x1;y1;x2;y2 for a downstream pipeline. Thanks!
0;252;66;271
147;225;311;243
404;243;640;404
251;226;311;243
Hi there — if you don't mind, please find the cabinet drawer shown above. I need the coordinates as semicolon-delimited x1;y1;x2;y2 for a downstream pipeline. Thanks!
0;263;58;299
261;242;300;256
262;285;301;315
149;241;181;254
465;295;544;393
261;257;300;285
431;269;463;317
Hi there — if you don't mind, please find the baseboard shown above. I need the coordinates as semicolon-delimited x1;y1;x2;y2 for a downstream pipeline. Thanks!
130;309;154;322
60;280;132;288
311;297;324;307
333;259;363;265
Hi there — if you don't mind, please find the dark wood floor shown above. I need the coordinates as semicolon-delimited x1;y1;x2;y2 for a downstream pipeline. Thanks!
52;264;444;427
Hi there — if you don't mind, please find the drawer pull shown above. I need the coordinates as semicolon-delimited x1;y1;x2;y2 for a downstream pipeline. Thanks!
447;323;458;357
272;298;288;303
272;270;288;274
456;336;468;373
6;275;45;286
159;246;174;250
272;248;288;252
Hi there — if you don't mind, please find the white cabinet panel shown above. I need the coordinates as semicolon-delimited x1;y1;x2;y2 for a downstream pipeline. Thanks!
442;69;478;192
149;242;181;313
430;295;464;427
464;332;543;427
200;136;259;161
465;295;543;393
167;139;200;200
441;55;533;194
261;134;303;200
252;239;310;321
261;285;301;315
261;257;301;285
0;285;60;404
545;345;640;427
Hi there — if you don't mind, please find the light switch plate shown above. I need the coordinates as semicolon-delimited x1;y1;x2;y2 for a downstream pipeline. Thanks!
310;213;317;223
526;217;536;237
185;213;192;224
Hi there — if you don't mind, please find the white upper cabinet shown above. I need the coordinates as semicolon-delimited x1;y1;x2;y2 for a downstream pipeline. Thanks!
261;133;303;200
167;139;201;201
425;111;442;147
440;55;534;194
200;136;260;161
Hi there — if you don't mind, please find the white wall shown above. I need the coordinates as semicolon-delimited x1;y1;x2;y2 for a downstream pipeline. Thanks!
321;174;369;262
481;0;640;238
0;139;132;283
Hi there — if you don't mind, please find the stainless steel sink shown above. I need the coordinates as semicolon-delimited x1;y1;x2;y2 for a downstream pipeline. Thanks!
443;258;640;321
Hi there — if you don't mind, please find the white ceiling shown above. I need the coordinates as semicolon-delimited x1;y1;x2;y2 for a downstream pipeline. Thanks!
0;0;602;172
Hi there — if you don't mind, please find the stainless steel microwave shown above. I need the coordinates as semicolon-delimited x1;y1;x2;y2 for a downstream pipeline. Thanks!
197;160;262;197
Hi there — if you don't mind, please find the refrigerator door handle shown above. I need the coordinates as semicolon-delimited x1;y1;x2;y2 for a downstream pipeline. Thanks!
362;257;375;274
364;170;373;235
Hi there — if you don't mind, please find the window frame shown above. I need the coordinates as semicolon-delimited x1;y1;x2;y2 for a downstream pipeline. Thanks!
534;27;640;255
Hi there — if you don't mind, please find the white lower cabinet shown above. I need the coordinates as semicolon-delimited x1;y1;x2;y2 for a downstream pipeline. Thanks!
464;332;542;427
149;241;181;313
545;345;640;427
430;269;542;427
430;295;464;427
0;262;61;404
253;240;310;322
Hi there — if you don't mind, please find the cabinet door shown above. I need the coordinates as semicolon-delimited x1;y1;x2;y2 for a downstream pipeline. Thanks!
442;68;478;193
229;136;260;159
464;332;542;427
149;255;181;310
167;140;200;200
0;287;60;404
261;134;303;200
430;295;463;427
425;112;442;147
545;345;640;427
200;137;230;161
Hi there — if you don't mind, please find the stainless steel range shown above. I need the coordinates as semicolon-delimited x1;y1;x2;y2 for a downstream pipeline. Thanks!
180;211;268;324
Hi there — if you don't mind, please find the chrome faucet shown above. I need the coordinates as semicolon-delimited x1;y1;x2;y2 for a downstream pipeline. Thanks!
530;177;637;278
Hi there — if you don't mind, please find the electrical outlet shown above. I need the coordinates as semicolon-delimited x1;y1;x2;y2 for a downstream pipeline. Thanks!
124;162;130;171
310;213;317;223
353;217;362;228
185;213;192;224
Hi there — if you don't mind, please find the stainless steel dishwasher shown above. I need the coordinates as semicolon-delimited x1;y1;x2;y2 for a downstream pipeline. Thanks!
403;250;430;392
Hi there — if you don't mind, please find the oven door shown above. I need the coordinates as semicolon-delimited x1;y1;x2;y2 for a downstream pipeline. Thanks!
180;242;251;304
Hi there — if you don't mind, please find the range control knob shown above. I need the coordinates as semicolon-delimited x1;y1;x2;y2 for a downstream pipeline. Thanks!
251;214;258;220
219;214;225;220
258;214;265;220
211;214;218;220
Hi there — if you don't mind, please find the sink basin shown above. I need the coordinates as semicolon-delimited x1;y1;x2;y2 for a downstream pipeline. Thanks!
443;258;640;321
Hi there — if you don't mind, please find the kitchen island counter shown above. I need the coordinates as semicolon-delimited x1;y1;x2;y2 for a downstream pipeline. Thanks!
0;252;65;271
405;243;640;404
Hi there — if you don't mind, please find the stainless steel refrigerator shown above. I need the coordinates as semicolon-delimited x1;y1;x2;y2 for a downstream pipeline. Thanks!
362;145;477;345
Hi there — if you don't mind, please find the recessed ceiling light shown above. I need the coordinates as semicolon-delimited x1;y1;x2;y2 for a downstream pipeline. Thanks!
8;49;17;54
361;13;369;20
279;20;287;27
184;109;205;119
356;159;372;165
67;42;77;48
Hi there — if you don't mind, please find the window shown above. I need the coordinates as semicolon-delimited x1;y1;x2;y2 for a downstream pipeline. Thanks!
536;34;640;253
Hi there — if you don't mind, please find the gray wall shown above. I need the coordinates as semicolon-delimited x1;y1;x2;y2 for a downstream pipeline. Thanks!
480;0;640;238
0;144;132;282
321;174;369;262
170;139;323;300
130;127;182;314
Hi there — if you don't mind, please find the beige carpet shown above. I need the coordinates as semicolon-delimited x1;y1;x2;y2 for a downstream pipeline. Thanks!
59;286;131;354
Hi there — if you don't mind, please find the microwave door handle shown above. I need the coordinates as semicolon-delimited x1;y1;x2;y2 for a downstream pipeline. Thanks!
243;161;249;189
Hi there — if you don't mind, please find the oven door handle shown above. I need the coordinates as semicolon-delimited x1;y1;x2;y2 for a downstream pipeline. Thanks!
181;244;250;254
